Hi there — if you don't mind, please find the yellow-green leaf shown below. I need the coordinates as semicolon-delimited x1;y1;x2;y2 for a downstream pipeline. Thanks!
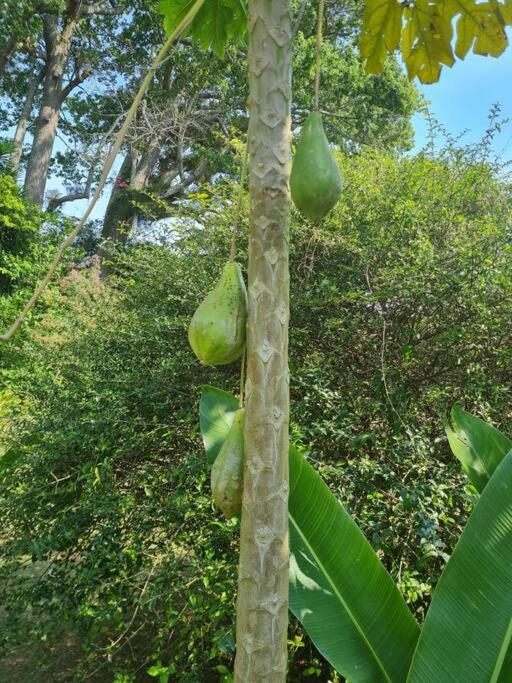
361;0;511;83
360;0;404;74
453;0;508;57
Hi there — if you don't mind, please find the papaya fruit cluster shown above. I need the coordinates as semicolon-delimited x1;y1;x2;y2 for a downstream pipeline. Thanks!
189;114;341;516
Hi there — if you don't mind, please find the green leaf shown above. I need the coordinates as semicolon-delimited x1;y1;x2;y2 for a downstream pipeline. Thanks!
452;0;509;58
159;0;247;57
407;449;512;682
444;404;512;492
401;0;455;84
0;446;22;475
360;0;512;83
288;445;419;683
199;386;419;682
360;0;404;74
199;385;239;465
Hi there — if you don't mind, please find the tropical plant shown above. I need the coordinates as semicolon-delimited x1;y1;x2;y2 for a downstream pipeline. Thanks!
203;386;512;682
1;0;511;679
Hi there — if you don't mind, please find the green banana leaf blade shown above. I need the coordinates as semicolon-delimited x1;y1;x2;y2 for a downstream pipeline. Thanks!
444;404;512;493
200;386;419;682
289;445;419;683
199;385;240;465
407;448;512;683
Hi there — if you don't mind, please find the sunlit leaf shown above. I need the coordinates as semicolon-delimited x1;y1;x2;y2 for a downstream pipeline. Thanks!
159;0;247;57
360;0;404;74
408;449;512;682
444;404;512;492
360;0;512;83
453;0;509;58
199;385;239;465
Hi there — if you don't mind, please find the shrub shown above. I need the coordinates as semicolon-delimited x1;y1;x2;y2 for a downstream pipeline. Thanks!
0;143;510;680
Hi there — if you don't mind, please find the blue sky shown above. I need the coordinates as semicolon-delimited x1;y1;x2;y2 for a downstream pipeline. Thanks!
47;47;512;223
412;49;512;159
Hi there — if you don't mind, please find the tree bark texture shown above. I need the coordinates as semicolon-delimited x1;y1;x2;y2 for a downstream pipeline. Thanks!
97;153;134;277
234;1;293;681
10;66;42;175
23;11;80;206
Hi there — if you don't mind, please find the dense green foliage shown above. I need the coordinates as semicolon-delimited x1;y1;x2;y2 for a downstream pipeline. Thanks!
0;174;55;295
0;140;511;680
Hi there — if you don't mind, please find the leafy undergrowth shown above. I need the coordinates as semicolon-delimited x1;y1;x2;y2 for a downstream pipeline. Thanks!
0;144;511;680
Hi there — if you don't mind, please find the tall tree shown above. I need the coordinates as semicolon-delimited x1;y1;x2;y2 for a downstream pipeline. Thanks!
23;0;120;206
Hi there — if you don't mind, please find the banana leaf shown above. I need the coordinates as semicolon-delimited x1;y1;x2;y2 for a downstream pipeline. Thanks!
407;449;512;682
444;404;512;492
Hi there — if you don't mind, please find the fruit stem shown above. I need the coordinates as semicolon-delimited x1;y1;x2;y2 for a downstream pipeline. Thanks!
229;136;250;262
314;0;324;112
239;349;246;407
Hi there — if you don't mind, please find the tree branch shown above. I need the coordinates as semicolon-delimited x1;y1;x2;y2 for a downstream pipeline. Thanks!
48;112;124;211
160;158;209;199
60;67;92;101
79;1;122;16
42;14;58;55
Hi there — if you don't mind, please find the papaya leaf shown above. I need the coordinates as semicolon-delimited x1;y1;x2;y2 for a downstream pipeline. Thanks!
199;386;419;681
407;449;512;682
401;0;455;83
159;0;247;57
360;0;404;75
360;0;511;83
444;404;512;493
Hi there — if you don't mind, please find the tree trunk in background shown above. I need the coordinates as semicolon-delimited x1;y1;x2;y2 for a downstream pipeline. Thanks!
234;0;293;681
98;144;161;276
23;11;79;206
97;153;134;276
0;31;17;78
10;65;41;175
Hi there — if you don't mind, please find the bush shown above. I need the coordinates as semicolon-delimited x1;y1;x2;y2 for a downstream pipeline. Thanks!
0;142;511;681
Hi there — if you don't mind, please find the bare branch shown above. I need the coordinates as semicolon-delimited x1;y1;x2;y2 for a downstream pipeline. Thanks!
160;158;209;199
79;2;122;16
48;112;125;211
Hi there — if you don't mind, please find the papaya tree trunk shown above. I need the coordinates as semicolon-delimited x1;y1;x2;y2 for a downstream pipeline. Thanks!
234;1;293;681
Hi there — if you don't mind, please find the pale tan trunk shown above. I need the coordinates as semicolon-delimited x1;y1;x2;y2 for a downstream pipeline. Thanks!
10;65;41;175
234;1;293;681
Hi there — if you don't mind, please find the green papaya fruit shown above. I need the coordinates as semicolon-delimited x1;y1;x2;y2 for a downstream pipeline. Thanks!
290;111;342;224
211;408;244;518
188;262;247;366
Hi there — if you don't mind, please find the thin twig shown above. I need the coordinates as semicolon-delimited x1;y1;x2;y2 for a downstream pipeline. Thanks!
229;136;249;262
